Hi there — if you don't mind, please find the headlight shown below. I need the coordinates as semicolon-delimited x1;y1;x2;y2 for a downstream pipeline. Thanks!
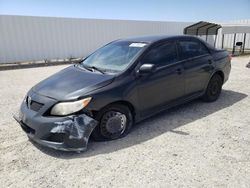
50;97;92;116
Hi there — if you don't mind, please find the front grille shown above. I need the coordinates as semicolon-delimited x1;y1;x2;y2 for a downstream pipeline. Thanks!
26;96;44;112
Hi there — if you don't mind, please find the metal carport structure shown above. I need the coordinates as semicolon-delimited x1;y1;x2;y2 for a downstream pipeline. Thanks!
183;21;221;46
184;21;250;55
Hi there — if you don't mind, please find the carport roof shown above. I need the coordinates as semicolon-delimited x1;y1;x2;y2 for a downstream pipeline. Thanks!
184;21;221;35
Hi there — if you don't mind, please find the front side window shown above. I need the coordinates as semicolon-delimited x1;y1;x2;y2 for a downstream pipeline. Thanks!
179;40;209;59
81;41;147;72
142;42;178;66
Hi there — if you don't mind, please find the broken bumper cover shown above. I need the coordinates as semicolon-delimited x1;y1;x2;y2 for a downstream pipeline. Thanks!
14;102;98;152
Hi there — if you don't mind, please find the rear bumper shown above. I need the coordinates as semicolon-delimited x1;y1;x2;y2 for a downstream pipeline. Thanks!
14;101;98;152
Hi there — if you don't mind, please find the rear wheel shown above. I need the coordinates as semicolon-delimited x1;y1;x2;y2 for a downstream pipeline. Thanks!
202;74;223;102
91;104;133;141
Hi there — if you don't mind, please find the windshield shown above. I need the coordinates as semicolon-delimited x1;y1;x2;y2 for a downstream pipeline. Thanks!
81;41;147;72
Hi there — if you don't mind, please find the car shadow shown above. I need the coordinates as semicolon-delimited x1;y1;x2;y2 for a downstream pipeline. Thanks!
32;89;247;158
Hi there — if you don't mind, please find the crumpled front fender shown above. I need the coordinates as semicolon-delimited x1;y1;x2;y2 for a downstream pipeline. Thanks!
14;111;98;152
51;114;98;151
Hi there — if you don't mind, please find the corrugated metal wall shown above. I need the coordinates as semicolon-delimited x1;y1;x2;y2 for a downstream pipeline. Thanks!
215;19;250;49
0;15;191;64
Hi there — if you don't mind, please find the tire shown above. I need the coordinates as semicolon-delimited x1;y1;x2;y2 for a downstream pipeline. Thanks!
91;104;133;141
202;74;223;102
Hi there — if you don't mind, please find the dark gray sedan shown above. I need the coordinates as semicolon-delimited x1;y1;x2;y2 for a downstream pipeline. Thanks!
15;35;231;151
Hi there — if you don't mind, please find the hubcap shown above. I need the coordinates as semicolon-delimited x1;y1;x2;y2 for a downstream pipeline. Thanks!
100;111;127;138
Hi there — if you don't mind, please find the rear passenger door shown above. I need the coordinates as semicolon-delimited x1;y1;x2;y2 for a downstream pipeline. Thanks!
178;39;213;96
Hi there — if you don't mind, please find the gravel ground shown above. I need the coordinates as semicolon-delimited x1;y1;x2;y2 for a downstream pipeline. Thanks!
0;56;250;188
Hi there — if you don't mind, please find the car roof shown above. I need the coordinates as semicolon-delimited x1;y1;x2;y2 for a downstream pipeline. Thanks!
118;35;194;44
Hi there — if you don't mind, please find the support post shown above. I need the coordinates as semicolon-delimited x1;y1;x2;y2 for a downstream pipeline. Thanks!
242;33;246;54
232;33;236;55
221;34;224;49
214;35;217;47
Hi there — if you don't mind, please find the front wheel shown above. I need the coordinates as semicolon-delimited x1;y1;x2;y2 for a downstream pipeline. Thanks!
202;74;223;102
91;104;133;141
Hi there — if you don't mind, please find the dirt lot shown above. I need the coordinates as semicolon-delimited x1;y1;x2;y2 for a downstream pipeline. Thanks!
0;56;250;188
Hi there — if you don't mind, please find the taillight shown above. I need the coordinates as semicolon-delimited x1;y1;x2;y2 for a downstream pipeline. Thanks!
228;54;232;62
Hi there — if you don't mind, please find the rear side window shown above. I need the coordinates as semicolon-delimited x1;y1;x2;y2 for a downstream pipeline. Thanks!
142;42;178;66
179;40;209;60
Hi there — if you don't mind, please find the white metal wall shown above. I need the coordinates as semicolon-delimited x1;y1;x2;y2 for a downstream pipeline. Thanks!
0;15;191;64
215;19;250;49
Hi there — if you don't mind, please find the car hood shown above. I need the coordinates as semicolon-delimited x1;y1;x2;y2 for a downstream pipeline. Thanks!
32;65;115;101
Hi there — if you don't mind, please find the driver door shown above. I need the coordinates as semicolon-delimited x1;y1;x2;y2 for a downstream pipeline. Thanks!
136;41;185;117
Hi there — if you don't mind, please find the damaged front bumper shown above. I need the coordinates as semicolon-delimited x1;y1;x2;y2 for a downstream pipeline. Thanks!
14;95;98;152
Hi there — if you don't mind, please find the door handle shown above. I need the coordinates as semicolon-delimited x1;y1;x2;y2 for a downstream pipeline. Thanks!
208;59;213;64
176;68;182;74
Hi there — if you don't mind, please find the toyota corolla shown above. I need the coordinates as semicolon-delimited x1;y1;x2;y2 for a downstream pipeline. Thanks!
14;35;231;152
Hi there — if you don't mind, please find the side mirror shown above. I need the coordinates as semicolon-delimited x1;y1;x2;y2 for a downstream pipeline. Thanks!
138;64;156;75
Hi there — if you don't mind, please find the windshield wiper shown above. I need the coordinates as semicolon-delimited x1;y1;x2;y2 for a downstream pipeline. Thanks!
89;66;106;74
79;63;105;74
80;64;93;72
